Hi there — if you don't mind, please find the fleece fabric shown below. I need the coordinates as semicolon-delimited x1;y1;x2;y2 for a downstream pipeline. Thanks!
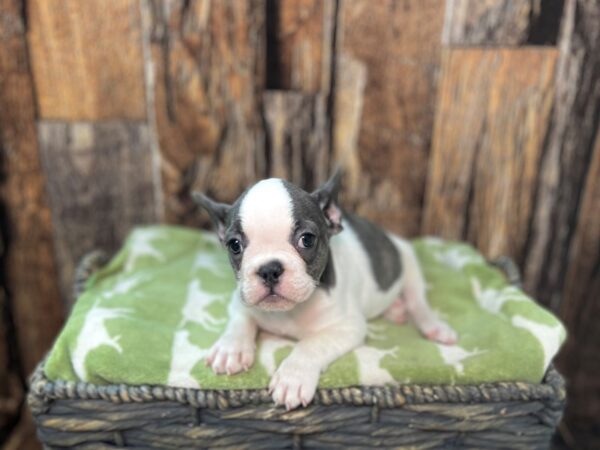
45;226;566;389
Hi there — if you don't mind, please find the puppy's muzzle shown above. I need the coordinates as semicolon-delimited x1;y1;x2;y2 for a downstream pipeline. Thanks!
257;260;284;288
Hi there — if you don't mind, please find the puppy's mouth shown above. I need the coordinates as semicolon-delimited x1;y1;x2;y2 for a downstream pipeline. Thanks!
256;290;296;311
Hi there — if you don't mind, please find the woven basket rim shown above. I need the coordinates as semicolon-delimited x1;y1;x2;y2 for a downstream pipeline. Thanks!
28;248;565;414
28;361;565;413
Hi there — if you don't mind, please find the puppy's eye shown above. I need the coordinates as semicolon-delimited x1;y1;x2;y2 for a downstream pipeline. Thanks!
227;239;242;255
298;233;316;249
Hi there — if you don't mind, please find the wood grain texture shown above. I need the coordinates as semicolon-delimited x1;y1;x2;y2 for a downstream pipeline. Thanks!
264;91;329;189
27;0;146;120
270;0;335;93
3;406;40;450
558;131;600;430
443;0;533;45
38;122;159;303
144;0;266;225
331;54;367;194
422;48;557;262
0;0;64;378
0;275;22;441
333;0;444;236
443;0;565;46
523;0;600;309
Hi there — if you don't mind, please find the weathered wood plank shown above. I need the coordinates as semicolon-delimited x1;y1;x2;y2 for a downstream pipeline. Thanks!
268;0;335;93
263;91;329;189
558;130;600;433
27;0;146;120
420;49;486;240
38;122;159;303
442;0;564;46
331;54;367;193
523;0;600;308
0;272;22;438
143;0;266;225
3;406;41;450
466;50;557;259
0;0;64;376
333;0;444;236
422;48;557;262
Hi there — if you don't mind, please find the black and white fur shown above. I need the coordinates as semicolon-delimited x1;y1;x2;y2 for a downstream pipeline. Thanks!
194;172;457;410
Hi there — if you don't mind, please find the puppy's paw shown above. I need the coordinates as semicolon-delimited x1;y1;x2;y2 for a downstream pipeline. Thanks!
269;358;320;410
422;320;458;345
205;335;255;375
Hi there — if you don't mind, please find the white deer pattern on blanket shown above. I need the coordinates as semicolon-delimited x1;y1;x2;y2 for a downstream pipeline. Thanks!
511;316;564;370
179;279;226;331
471;277;529;315
72;301;132;381
124;229;165;272
101;273;148;299
167;329;208;388
354;346;397;385
434;247;484;270
436;344;485;376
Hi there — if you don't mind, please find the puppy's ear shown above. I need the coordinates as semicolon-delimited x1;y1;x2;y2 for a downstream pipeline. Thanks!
311;169;343;234
192;192;231;241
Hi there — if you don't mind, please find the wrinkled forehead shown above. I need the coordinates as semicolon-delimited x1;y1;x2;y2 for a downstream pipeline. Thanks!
239;179;294;240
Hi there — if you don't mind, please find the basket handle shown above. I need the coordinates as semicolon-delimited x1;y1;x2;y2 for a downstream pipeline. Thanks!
489;256;522;288
72;250;109;300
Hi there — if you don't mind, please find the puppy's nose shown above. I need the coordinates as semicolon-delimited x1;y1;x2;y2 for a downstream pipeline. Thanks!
257;260;284;287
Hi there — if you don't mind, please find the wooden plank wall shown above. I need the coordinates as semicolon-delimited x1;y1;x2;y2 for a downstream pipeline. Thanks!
145;0;267;226
422;48;557;256
0;0;64;447
333;0;445;235
27;0;160;300
0;0;598;448
425;3;600;445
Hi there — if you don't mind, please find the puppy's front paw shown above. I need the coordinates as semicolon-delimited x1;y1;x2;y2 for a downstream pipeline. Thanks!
205;335;255;375
422;320;458;345
269;358;320;410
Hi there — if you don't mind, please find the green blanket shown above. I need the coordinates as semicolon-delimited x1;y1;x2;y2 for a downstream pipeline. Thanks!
45;226;565;389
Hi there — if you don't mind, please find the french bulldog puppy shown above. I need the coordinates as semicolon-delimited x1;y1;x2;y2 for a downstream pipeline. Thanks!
194;172;457;410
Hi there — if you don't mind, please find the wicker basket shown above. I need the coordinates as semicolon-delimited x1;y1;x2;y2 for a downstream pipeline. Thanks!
28;252;566;449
